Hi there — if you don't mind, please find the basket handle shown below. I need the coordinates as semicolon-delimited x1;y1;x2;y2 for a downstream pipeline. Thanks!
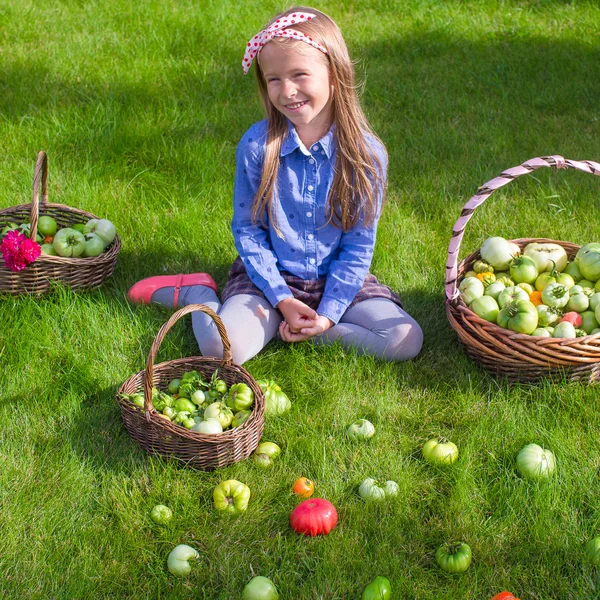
143;304;233;417
29;151;49;241
445;155;600;303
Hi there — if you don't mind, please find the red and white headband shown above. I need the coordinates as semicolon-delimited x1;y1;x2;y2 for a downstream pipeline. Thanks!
242;12;329;74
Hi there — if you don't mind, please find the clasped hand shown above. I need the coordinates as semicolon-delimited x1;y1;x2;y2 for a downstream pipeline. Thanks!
276;297;333;342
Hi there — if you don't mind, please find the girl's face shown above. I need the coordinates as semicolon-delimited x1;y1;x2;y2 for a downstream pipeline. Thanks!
259;41;333;143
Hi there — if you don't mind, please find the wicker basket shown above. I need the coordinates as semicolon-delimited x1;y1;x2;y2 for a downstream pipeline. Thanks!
445;155;600;384
0;151;121;294
117;304;265;470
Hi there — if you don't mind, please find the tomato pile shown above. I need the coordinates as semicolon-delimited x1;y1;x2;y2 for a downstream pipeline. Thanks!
459;237;600;337
1;216;117;258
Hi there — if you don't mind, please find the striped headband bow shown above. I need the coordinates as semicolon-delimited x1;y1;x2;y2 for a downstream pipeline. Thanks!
242;12;329;74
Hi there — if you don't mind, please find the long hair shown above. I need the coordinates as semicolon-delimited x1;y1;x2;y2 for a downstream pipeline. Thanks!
251;6;387;235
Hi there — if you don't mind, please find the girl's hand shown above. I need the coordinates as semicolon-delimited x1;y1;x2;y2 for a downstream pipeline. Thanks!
276;297;318;332
279;315;333;342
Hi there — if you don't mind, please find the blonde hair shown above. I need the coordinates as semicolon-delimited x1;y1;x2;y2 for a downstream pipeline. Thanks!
251;6;387;235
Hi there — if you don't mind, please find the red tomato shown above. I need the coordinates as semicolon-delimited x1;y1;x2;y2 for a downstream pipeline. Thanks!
560;311;583;327
292;477;314;498
490;593;519;600
290;498;338;536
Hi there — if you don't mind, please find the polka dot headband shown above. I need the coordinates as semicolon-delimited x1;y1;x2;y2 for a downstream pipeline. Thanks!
242;12;329;74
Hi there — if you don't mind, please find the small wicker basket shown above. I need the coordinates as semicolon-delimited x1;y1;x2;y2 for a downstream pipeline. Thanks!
0;151;120;294
445;155;600;384
117;304;265;470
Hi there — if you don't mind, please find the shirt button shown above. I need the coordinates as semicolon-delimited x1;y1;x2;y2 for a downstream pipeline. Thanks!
309;158;315;165
307;185;314;191
306;211;312;217
309;258;316;265
307;234;314;240
312;145;319;151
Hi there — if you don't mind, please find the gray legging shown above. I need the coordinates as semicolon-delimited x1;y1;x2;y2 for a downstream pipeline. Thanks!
177;285;423;365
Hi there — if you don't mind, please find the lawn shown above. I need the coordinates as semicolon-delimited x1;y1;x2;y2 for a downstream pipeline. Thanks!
1;0;600;598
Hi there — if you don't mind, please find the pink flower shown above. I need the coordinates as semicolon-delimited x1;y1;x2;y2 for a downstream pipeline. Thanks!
1;230;42;272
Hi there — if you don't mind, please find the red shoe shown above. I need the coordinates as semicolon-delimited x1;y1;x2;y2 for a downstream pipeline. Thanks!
127;273;218;308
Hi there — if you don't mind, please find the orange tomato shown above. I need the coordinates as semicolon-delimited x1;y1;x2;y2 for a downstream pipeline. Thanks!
529;290;543;306
292;477;314;498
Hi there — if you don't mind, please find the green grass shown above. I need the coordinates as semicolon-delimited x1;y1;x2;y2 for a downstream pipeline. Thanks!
1;0;600;597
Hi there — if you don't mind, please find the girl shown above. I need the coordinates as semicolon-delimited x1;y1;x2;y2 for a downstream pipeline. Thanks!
128;6;423;365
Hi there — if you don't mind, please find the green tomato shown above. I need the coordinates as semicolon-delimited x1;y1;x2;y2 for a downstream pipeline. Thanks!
83;218;116;245
541;282;570;308
579;279;595;289
586;537;600;567
509;255;538;285
40;243;57;256
563;261;582;282
531;328;551;337
536;304;561;327
191;418;222;434
82;233;105;257
534;271;557;292
498;285;529;308
232;410;252;428
484;280;505;301
213;479;251;514
242;576;279;600
458;277;484;306
358;478;386;501
253;442;281;467
556;272;575;288
422;439;459;466
480;236;514;271
226;383;254;412
347;419;376;440
523;242;568;272
469;295;499;323
497;300;538;334
257;379;292;416
516;443;556;480
167;544;199;576
38;215;58;237
174;398;197;413
71;223;86;233
566;291;589;313
383;480;399;496
191;389;207;406
150;504;173;525
168;378;180;394
553;321;576;338
517;282;534;295
577;248;600;281
212;378;228;394
162;406;176;419
581;311;599;334
362;576;392;600
204;401;234;429
472;259;494;274
53;228;86;257
435;542;472;573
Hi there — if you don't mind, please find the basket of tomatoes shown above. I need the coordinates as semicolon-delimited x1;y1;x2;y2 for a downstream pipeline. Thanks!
445;155;600;383
0;151;121;294
116;304;265;470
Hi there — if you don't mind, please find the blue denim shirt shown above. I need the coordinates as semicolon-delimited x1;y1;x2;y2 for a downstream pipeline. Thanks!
231;119;387;324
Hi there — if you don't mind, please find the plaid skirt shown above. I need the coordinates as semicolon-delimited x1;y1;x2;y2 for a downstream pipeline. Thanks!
221;256;402;312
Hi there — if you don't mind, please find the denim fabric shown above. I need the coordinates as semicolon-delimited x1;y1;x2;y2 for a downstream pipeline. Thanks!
231;118;387;324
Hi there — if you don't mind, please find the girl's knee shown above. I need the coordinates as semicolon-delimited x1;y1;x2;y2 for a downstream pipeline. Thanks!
387;321;423;362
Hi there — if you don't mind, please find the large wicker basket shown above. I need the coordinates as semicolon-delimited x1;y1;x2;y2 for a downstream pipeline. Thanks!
0;151;121;294
445;155;600;384
117;304;265;470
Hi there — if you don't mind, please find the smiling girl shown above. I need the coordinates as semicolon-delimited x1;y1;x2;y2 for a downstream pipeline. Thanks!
129;6;423;364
